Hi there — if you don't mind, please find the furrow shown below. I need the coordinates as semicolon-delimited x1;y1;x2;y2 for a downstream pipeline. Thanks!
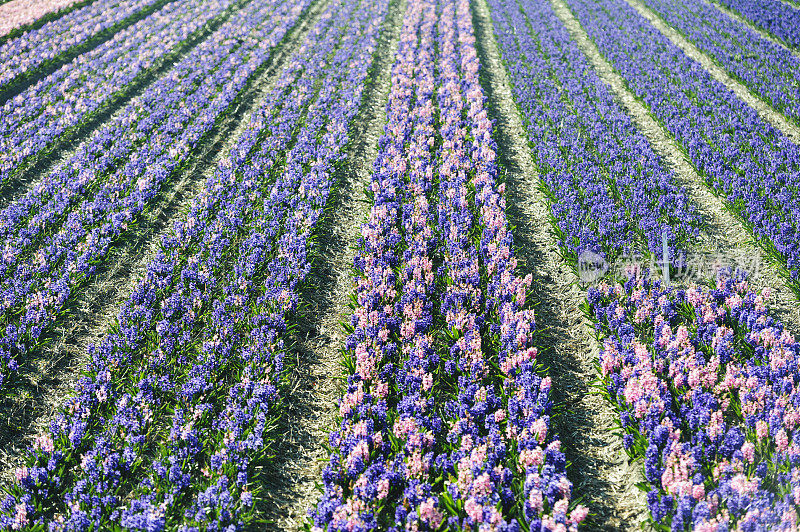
470;0;648;527
255;1;406;527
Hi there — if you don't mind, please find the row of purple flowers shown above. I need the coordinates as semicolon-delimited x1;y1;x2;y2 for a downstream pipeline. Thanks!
0;0;306;396
0;0;235;188
0;0;163;92
565;0;800;294
637;0;800;127
0;0;389;528
311;0;587;528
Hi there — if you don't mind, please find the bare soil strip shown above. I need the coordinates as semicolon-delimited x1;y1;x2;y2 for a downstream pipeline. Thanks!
620;0;800;145
776;0;800;12
703;0;800;60
251;1;405;529
0;0;329;484
0;0;249;210
548;0;800;334
470;0;648;528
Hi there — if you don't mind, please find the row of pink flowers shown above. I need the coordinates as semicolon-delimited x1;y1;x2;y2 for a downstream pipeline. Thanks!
589;271;800;530
312;0;587;528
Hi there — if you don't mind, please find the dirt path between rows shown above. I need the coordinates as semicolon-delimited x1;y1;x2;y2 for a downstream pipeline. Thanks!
0;0;330;484
253;0;405;528
470;0;649;528
703;0;800;60
548;0;800;335
620;0;800;145
775;0;800;13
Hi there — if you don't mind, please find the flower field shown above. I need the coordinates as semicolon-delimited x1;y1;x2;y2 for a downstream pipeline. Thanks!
0;0;798;529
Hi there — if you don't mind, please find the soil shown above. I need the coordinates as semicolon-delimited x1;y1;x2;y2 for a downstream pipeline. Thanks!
251;0;405;528
471;0;650;527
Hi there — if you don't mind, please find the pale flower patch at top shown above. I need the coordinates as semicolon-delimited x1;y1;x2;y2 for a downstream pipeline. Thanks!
0;0;162;90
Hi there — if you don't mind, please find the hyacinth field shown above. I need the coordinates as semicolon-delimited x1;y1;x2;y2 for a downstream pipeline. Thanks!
0;0;799;529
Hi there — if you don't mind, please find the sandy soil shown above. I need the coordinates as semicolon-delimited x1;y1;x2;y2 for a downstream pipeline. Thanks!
471;0;650;527
252;0;405;528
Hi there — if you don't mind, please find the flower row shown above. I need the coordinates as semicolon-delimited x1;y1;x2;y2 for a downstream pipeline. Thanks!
565;0;800;292
0;0;308;394
487;0;800;529
0;0;163;91
716;0;800;50
587;271;800;530
437;2;584;528
0;0;389;528
312;0;586;528
638;0;800;127
486;0;699;267
0;0;235;187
